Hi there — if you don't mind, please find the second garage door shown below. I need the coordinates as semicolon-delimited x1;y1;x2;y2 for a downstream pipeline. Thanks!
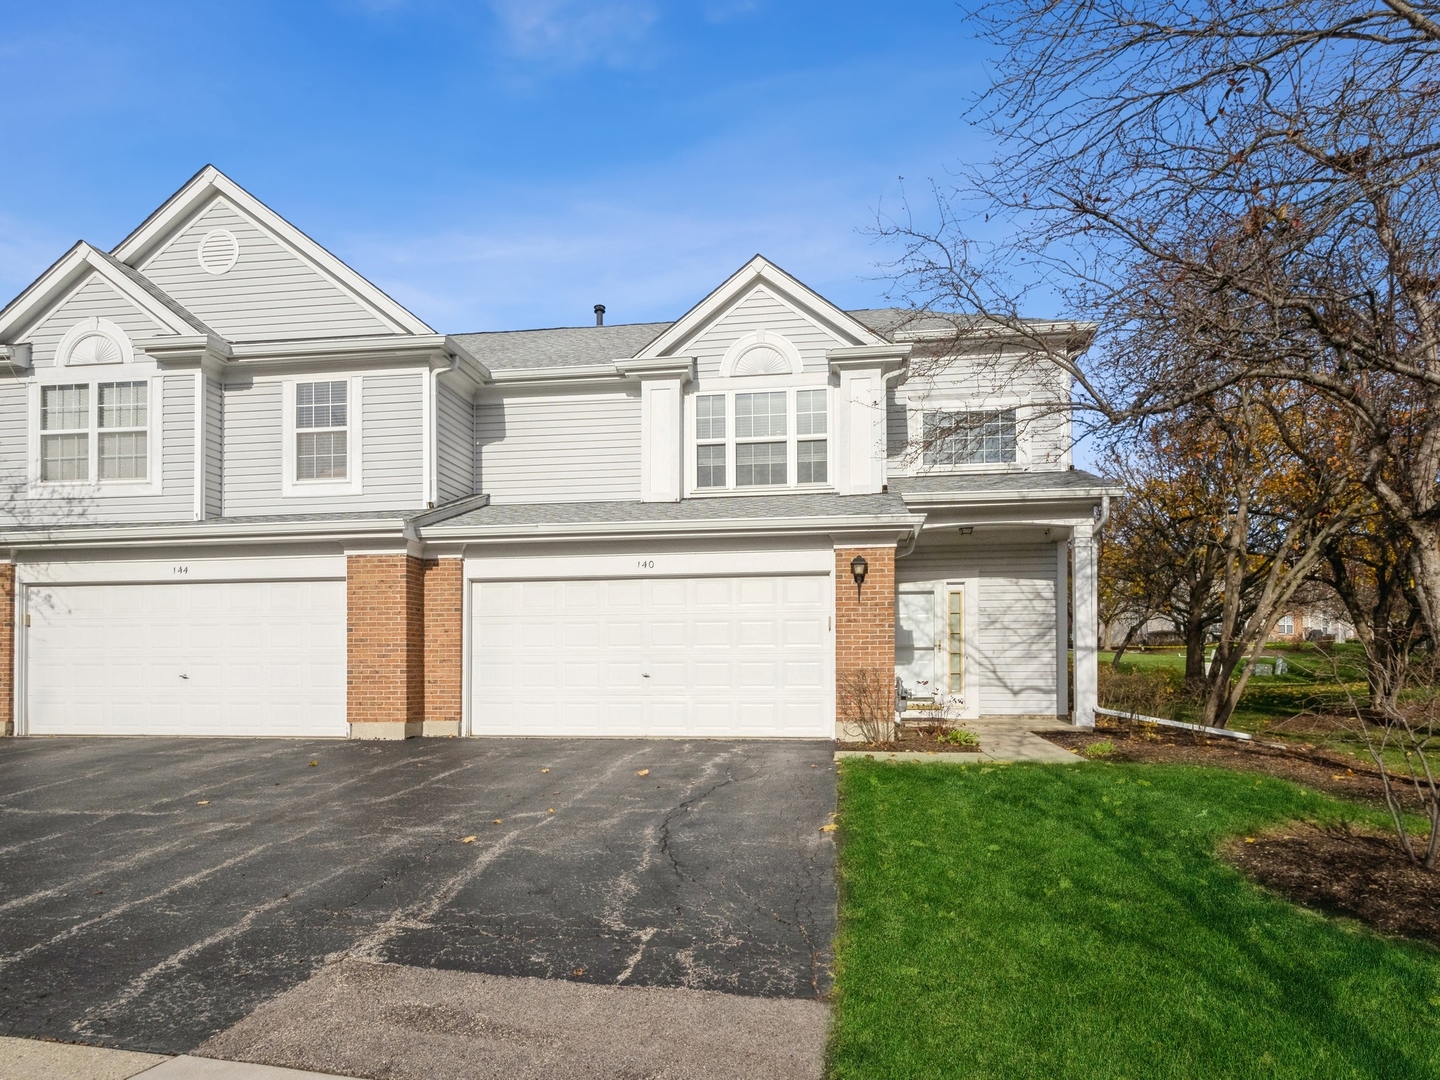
471;574;831;737
26;579;347;737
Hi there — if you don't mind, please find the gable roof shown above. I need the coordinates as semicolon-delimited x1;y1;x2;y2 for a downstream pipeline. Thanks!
110;165;433;336
0;241;215;344
633;255;886;359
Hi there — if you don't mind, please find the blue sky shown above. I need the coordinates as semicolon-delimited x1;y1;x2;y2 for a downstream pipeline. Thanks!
0;1;993;332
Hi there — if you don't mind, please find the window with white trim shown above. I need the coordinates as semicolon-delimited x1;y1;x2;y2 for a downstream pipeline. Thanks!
693;388;828;491
295;380;348;481
39;380;149;484
923;408;1017;466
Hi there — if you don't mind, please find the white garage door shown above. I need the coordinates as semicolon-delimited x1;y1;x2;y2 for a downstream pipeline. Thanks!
26;580;347;737
471;575;831;737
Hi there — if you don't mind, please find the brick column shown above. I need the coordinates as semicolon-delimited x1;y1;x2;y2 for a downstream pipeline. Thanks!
347;554;424;739
834;545;896;735
421;557;464;736
0;563;13;737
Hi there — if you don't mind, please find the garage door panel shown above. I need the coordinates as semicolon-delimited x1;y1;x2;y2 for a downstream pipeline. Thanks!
471;573;831;738
27;580;346;737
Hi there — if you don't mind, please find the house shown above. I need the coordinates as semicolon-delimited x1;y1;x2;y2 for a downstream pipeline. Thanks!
0;167;1116;740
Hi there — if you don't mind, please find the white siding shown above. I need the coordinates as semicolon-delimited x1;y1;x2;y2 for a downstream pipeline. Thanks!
888;346;1072;473
205;376;223;517
688;287;843;383
221;372;424;516
0;376;194;525
476;387;641;503
898;536;1059;715
435;379;475;504
138;196;393;341
20;273;167;366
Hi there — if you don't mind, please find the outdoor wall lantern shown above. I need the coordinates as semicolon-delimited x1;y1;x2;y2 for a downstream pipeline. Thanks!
850;555;869;589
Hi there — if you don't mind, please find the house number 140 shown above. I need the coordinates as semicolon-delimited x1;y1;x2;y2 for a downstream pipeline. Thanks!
636;560;655;570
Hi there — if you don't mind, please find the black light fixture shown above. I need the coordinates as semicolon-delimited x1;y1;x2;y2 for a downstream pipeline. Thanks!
850;554;869;588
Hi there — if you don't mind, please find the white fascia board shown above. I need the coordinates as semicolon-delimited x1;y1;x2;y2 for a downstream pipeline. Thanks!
135;334;233;368
900;484;1123;508
442;337;492;386
422;511;924;545
614;356;695;381
0;518;413;550
0;244;204;343
634;255;886;360
893;319;1098;351
110;166;434;336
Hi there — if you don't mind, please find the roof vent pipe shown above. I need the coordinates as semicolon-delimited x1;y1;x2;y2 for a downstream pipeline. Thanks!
594;304;606;326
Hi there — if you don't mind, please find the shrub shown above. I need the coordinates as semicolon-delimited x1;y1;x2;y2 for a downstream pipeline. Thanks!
838;667;899;745
1083;739;1116;758
1098;664;1177;720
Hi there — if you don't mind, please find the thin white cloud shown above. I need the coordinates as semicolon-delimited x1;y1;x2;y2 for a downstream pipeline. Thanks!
486;0;659;66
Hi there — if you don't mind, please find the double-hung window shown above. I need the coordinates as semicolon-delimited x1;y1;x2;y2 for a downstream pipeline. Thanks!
693;388;828;491
922;408;1017;466
296;380;348;481
39;380;149;484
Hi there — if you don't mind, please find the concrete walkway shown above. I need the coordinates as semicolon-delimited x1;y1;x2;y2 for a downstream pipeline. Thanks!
0;1036;342;1080
835;718;1082;765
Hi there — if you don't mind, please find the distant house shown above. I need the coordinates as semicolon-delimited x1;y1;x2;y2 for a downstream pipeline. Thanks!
0;167;1117;740
1272;608;1355;644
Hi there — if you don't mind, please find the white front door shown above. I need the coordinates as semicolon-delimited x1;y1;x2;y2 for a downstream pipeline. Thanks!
470;574;831;737
25;580;347;737
895;587;939;701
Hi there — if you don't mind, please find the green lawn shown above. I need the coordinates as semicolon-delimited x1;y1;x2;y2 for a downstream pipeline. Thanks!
829;760;1440;1079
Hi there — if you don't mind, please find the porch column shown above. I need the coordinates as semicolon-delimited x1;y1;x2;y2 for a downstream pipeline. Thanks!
0;562;13;736
834;545;897;736
1055;538;1069;720
347;554;424;739
421;556;464;736
1071;522;1098;728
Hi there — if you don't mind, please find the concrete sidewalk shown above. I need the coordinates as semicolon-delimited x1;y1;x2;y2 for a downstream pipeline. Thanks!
835;717;1083;765
0;1037;345;1080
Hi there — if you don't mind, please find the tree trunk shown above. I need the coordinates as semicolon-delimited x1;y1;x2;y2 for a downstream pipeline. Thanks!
1184;617;1208;692
1111;620;1143;667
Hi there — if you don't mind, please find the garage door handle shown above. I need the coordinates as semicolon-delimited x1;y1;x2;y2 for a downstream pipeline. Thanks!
642;673;650;678
179;674;189;680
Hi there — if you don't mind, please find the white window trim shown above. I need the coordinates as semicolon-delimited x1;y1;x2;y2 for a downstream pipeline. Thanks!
903;396;1033;474
26;377;163;498
282;375;363;498
685;383;833;497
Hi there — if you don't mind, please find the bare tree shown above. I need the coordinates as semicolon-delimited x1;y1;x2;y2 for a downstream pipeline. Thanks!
881;0;1440;641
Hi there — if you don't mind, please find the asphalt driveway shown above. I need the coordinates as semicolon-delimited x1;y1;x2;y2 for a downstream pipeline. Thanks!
0;736;836;1056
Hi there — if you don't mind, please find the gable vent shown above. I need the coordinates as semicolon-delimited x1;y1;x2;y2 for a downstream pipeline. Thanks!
733;344;790;376
197;228;240;276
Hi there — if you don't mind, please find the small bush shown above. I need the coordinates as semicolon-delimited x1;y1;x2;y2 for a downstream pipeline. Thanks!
938;727;980;748
1098;664;1177;720
1083;739;1116;758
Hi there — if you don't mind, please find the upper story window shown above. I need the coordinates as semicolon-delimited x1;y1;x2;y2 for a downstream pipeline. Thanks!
694;387;828;491
39;380;149;484
281;376;362;497
923;408;1017;467
296;380;348;480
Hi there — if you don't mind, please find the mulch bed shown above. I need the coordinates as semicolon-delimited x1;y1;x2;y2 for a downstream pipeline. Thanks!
1222;824;1440;948
837;726;982;754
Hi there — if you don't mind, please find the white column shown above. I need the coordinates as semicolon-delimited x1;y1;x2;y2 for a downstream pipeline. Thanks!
1071;521;1098;728
1055;538;1069;720
639;378;682;502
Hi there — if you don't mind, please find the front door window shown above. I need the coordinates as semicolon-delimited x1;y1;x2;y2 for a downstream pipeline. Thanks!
948;588;964;693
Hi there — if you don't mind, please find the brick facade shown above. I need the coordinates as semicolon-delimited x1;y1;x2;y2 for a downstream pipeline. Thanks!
834;545;896;723
421;557;464;735
346;554;425;736
0;564;12;736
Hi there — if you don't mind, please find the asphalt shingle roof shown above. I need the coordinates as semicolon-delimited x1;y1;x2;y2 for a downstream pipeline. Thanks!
890;469;1119;497
429;491;913;531
451;323;673;371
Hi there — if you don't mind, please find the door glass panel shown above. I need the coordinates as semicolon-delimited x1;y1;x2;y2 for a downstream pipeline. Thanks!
895;589;937;699
948;589;964;693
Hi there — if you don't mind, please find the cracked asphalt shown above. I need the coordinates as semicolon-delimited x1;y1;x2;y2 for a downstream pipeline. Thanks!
0;737;836;1056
